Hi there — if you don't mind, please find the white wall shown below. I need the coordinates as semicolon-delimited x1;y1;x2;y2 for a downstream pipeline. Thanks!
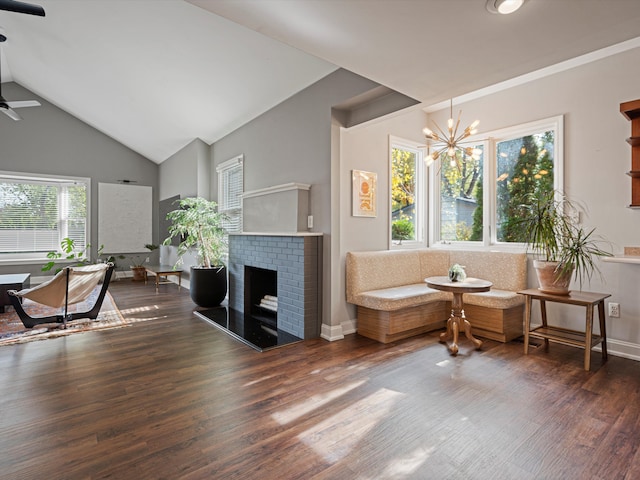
338;46;640;360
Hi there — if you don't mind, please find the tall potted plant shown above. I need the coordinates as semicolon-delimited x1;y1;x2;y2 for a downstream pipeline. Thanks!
517;191;612;294
163;197;228;307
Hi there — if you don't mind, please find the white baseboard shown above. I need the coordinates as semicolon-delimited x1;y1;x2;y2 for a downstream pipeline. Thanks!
321;323;345;342
341;318;357;336
594;338;640;362
320;319;357;342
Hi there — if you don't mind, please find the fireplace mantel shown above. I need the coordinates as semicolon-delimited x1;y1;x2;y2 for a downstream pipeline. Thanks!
241;182;312;233
241;182;310;198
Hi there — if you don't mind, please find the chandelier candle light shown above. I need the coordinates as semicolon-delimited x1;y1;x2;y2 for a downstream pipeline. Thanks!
423;100;482;168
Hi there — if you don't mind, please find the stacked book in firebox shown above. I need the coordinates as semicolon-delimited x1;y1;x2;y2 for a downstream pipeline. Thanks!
259;294;278;312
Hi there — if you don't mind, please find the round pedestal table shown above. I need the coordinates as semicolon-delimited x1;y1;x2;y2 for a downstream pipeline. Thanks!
425;276;492;355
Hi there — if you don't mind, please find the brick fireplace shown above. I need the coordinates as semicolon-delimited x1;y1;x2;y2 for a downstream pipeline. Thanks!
228;233;322;340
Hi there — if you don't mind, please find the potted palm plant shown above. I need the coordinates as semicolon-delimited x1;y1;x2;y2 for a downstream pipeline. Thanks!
163;197;228;307
128;244;159;281
517;191;612;294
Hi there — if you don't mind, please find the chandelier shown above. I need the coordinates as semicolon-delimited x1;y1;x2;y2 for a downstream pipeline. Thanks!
423;100;482;168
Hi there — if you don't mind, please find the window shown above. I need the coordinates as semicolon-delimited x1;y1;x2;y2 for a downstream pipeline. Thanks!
438;143;484;242
0;172;89;262
390;137;425;246
430;115;563;248
495;129;556;243
217;154;244;233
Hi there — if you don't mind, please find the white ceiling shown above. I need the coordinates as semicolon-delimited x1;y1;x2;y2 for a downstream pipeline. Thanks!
0;0;336;163
2;0;640;164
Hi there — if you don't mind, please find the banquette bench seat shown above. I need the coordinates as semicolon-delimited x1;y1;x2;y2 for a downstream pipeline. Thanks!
346;249;527;344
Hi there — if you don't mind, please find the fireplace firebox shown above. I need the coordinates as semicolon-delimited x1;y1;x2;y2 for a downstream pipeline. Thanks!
245;266;277;330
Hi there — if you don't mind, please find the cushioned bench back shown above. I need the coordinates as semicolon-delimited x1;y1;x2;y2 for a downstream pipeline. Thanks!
449;250;527;291
346;249;527;303
346;250;423;298
418;249;451;280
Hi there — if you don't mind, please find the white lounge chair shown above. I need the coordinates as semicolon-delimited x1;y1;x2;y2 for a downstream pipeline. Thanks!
8;263;115;328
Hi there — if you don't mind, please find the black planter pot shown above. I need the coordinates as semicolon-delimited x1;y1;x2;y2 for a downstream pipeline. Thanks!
190;266;227;307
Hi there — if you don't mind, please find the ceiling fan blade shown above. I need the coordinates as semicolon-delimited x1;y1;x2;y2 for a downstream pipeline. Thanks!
6;99;40;108
0;0;45;16
0;104;22;121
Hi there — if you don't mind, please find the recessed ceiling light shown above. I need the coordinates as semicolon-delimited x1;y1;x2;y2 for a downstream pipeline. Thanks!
486;0;526;15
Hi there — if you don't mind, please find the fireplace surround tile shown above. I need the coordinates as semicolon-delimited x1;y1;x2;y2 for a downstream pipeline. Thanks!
229;233;322;340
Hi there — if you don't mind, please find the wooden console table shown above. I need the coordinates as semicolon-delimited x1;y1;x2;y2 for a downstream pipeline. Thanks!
144;265;182;293
519;289;610;371
426;276;492;355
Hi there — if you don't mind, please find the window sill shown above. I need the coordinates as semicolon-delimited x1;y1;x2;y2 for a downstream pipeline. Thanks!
0;257;81;267
602;256;640;265
428;242;527;254
0;257;47;267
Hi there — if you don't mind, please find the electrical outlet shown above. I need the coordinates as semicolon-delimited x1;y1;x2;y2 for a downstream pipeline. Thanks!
608;302;620;318
307;215;313;229
146;257;150;263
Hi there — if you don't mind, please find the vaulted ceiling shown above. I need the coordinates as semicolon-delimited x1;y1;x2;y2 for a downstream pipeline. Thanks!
2;0;640;164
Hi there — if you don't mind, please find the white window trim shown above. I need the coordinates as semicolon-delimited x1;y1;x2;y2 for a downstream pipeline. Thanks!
389;135;426;249
216;154;244;233
428;115;564;251
0;170;91;265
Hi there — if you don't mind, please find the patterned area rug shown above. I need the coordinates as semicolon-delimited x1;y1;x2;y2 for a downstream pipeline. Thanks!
0;287;125;346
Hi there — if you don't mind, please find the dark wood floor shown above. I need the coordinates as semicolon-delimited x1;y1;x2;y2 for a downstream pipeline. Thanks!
1;279;640;479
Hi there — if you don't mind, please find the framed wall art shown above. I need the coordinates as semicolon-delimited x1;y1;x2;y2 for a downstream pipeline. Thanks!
352;169;377;217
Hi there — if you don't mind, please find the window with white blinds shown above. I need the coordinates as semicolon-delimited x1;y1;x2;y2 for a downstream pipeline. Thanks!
0;172;89;261
216;154;244;233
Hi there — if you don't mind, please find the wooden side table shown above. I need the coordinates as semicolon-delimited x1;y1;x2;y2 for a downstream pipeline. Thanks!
426;276;492;355
519;289;611;371
144;265;183;293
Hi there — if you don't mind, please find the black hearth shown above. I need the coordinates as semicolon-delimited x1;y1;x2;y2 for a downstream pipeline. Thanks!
194;307;301;352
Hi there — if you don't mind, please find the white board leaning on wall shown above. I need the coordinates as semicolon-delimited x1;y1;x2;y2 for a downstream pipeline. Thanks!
98;182;152;253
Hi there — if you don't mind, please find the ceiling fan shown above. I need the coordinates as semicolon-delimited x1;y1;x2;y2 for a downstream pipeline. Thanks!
0;0;45;16
0;34;41;120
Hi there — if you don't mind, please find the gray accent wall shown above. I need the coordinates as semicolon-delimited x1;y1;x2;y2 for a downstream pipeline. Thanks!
211;69;382;330
0;82;159;277
159;137;210;201
211;70;380;228
158;138;211;274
